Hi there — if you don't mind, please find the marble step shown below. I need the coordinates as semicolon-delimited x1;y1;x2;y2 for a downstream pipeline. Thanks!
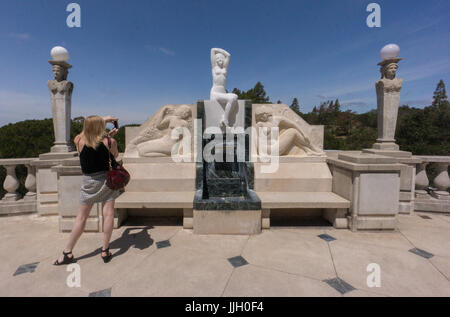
115;191;195;209
257;191;350;209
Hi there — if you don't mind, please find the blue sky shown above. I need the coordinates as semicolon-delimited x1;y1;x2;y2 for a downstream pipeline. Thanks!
0;0;449;126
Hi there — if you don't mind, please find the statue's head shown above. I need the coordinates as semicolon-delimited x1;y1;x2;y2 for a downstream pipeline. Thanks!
215;53;225;68
175;105;192;120
255;107;272;122
52;64;68;81
380;62;398;80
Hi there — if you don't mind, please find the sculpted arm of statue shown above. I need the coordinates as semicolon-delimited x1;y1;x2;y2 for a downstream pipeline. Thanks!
155;107;172;130
211;48;231;69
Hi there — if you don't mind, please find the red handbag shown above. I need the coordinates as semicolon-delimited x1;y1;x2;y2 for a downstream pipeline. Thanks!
105;137;130;190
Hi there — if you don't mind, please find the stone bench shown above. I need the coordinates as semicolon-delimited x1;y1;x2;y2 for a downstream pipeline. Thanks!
115;191;195;209
256;191;350;229
115;191;196;228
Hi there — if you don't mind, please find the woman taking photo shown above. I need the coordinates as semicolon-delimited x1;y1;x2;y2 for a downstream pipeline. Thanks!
53;115;122;265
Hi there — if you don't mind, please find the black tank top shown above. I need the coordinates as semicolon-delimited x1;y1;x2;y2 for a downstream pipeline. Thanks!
79;141;114;175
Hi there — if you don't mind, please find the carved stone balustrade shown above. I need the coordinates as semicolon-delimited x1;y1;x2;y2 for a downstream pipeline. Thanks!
0;158;38;215
414;156;450;213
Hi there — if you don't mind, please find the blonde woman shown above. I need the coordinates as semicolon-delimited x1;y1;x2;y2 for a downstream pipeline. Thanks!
53;115;122;265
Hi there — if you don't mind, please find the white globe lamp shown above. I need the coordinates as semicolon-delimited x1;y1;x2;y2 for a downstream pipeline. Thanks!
50;46;70;62
380;44;400;61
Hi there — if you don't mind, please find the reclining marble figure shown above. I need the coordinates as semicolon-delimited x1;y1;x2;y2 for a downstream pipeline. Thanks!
255;106;324;156
127;105;192;157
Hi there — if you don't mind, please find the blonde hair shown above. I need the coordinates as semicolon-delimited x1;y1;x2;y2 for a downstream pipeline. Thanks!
82;115;105;148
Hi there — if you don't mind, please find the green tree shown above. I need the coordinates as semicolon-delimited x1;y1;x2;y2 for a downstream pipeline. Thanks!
290;98;300;113
432;80;449;108
232;82;270;103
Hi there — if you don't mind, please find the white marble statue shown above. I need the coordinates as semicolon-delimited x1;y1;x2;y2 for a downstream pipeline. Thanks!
127;105;193;157
255;106;323;156
210;48;238;129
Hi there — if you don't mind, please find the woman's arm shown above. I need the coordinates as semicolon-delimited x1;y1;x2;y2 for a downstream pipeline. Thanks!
103;137;119;158
103;115;118;123
74;133;83;153
110;138;119;158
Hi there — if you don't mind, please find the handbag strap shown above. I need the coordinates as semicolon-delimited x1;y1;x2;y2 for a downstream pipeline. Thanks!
106;137;113;171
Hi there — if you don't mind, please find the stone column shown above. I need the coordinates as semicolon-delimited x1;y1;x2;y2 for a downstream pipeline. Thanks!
432;163;450;199
24;165;37;200
48;46;74;153
2;165;19;201
415;162;430;199
34;47;77;216
372;48;403;151
363;44;417;214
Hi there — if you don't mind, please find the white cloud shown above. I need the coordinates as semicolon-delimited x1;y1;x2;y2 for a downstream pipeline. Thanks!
9;33;31;40
158;47;175;56
145;45;175;56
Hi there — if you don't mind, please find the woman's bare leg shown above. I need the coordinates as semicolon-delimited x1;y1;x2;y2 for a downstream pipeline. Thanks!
102;200;115;256
54;203;93;263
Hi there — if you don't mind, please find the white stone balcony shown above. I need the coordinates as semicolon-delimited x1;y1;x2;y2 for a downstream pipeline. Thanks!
0;158;37;216
414;156;450;213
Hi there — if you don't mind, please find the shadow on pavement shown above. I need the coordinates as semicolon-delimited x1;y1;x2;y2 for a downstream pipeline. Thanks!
76;226;154;261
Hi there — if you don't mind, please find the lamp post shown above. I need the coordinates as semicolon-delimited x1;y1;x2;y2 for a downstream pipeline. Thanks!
372;44;403;151
48;46;74;153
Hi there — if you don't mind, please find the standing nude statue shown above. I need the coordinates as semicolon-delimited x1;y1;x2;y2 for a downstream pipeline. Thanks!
255;107;323;156
210;48;238;129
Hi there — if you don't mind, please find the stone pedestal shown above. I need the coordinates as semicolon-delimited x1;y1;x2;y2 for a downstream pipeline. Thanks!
193;209;261;235
327;152;403;231
52;157;126;232
193;100;261;234
371;80;401;151
363;149;420;214
50;90;73;153
31;152;77;215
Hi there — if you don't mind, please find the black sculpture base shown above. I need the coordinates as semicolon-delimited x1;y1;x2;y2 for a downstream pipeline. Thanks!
194;137;261;211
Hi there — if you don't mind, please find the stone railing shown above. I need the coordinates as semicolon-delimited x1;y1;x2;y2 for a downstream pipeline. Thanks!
0;158;38;215
414;156;450;213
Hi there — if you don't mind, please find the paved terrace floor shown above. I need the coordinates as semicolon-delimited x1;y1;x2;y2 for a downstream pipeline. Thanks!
1;213;450;297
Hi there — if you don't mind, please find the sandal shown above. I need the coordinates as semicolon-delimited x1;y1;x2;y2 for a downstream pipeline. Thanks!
101;247;112;263
53;250;75;266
